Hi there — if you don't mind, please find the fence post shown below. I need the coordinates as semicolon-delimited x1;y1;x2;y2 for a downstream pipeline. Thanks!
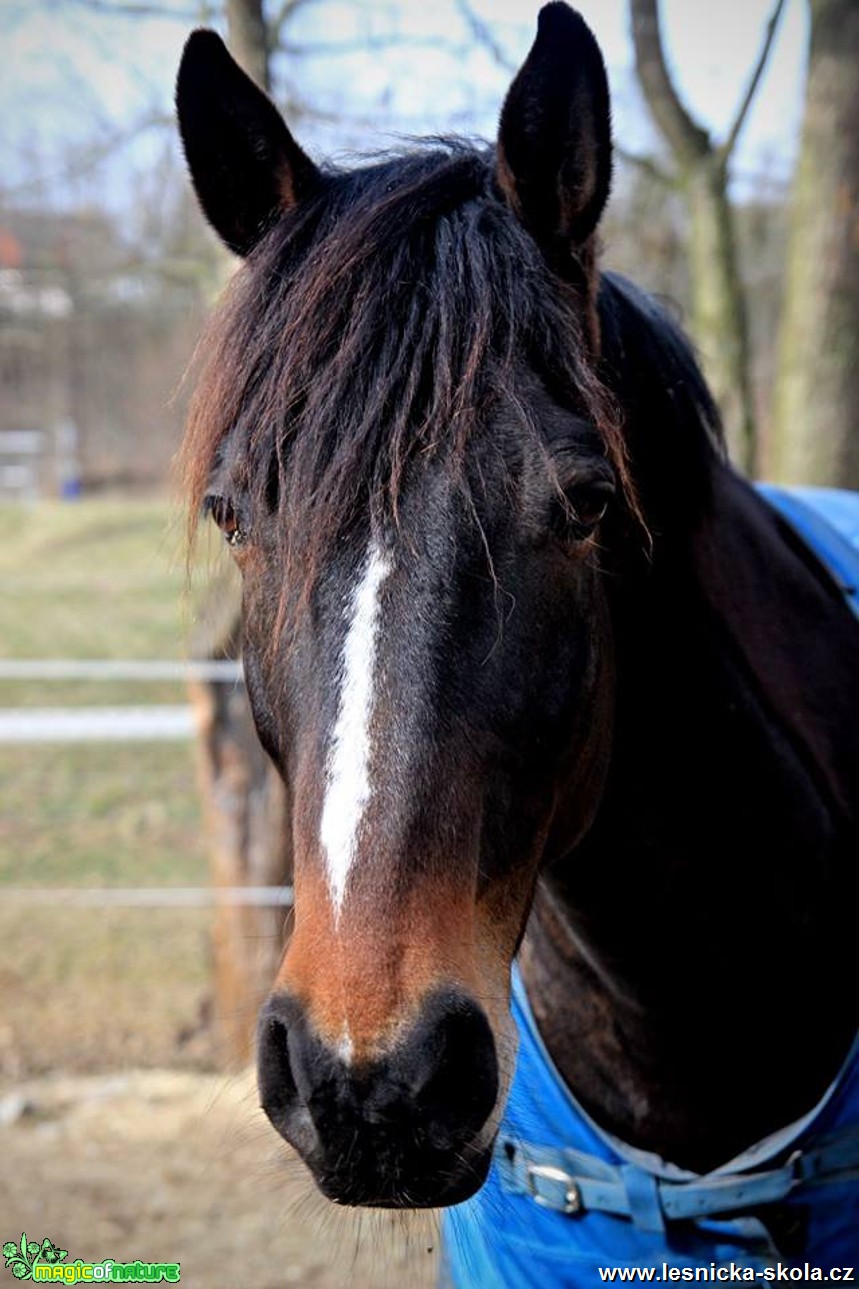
188;570;292;1067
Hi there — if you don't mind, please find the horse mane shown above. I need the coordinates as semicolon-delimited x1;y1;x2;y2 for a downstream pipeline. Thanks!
181;142;631;578
596;273;726;529
182;140;723;585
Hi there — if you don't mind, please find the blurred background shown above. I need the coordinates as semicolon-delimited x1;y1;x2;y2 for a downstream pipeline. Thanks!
0;1;855;1285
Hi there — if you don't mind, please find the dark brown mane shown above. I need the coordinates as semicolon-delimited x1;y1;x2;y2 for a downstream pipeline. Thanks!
181;141;633;589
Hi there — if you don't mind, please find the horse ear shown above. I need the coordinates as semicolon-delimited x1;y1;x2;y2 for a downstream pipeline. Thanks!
496;3;612;253
176;29;319;257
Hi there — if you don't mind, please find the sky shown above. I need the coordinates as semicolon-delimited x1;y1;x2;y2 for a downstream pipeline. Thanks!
0;0;808;212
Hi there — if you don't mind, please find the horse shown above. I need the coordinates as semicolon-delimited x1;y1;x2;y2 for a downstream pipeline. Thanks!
175;4;859;1279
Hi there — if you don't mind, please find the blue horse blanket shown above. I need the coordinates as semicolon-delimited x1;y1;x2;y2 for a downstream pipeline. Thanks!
757;485;859;620
444;487;859;1287
444;973;859;1286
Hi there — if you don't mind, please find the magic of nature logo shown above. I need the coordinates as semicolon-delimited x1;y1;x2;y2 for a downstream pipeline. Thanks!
3;1236;180;1283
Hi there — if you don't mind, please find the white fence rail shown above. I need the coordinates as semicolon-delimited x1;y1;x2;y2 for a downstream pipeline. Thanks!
0;658;244;742
3;886;294;908
0;706;196;742
3;659;290;911
0;659;243;682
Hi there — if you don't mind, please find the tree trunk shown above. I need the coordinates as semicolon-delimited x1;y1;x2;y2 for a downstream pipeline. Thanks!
226;0;270;91
181;0;293;1068
629;0;770;475
189;567;292;1067
686;160;756;473
770;0;859;486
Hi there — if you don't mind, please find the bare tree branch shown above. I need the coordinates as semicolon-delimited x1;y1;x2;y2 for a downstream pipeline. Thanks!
2;111;171;199
267;0;315;51
630;0;711;168
719;0;787;163
456;0;515;73
45;0;204;19
280;33;467;59
615;145;675;187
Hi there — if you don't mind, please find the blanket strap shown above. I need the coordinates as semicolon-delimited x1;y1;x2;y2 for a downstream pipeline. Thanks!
498;1126;859;1228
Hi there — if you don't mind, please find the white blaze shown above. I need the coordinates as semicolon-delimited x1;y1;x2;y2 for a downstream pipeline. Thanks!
320;542;392;917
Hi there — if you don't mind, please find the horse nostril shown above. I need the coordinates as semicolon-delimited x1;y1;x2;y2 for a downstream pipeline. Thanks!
401;991;499;1151
257;996;299;1122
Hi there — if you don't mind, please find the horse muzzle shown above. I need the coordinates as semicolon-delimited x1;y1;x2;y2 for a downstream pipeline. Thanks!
257;986;499;1207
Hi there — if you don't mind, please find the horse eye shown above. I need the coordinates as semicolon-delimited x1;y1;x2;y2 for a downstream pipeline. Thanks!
205;495;247;547
553;479;614;541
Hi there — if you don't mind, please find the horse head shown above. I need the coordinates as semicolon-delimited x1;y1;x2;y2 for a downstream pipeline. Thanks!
177;3;632;1208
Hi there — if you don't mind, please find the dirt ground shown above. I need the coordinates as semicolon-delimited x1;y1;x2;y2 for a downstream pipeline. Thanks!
0;499;441;1287
0;1069;440;1289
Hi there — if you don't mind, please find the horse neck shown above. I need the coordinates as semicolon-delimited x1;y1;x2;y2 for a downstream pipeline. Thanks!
522;458;859;1171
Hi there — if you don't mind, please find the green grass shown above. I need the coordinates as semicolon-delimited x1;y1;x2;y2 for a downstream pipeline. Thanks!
0;742;207;887
0;497;229;1076
0;497;195;706
0;498;187;652
0;496;211;888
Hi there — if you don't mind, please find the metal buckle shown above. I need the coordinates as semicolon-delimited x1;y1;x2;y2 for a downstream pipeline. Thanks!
525;1161;583;1215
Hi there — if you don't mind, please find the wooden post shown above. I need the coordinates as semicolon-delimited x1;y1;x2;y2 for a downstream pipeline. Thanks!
188;568;292;1067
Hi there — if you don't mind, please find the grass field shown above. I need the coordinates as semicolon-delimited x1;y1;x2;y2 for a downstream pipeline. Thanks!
1;496;192;705
0;497;231;1080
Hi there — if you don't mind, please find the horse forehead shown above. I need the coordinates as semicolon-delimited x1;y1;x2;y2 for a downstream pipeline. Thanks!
314;516;485;739
285;459;526;720
321;534;446;683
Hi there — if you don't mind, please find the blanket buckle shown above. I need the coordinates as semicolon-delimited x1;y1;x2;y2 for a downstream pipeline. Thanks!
525;1161;583;1214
